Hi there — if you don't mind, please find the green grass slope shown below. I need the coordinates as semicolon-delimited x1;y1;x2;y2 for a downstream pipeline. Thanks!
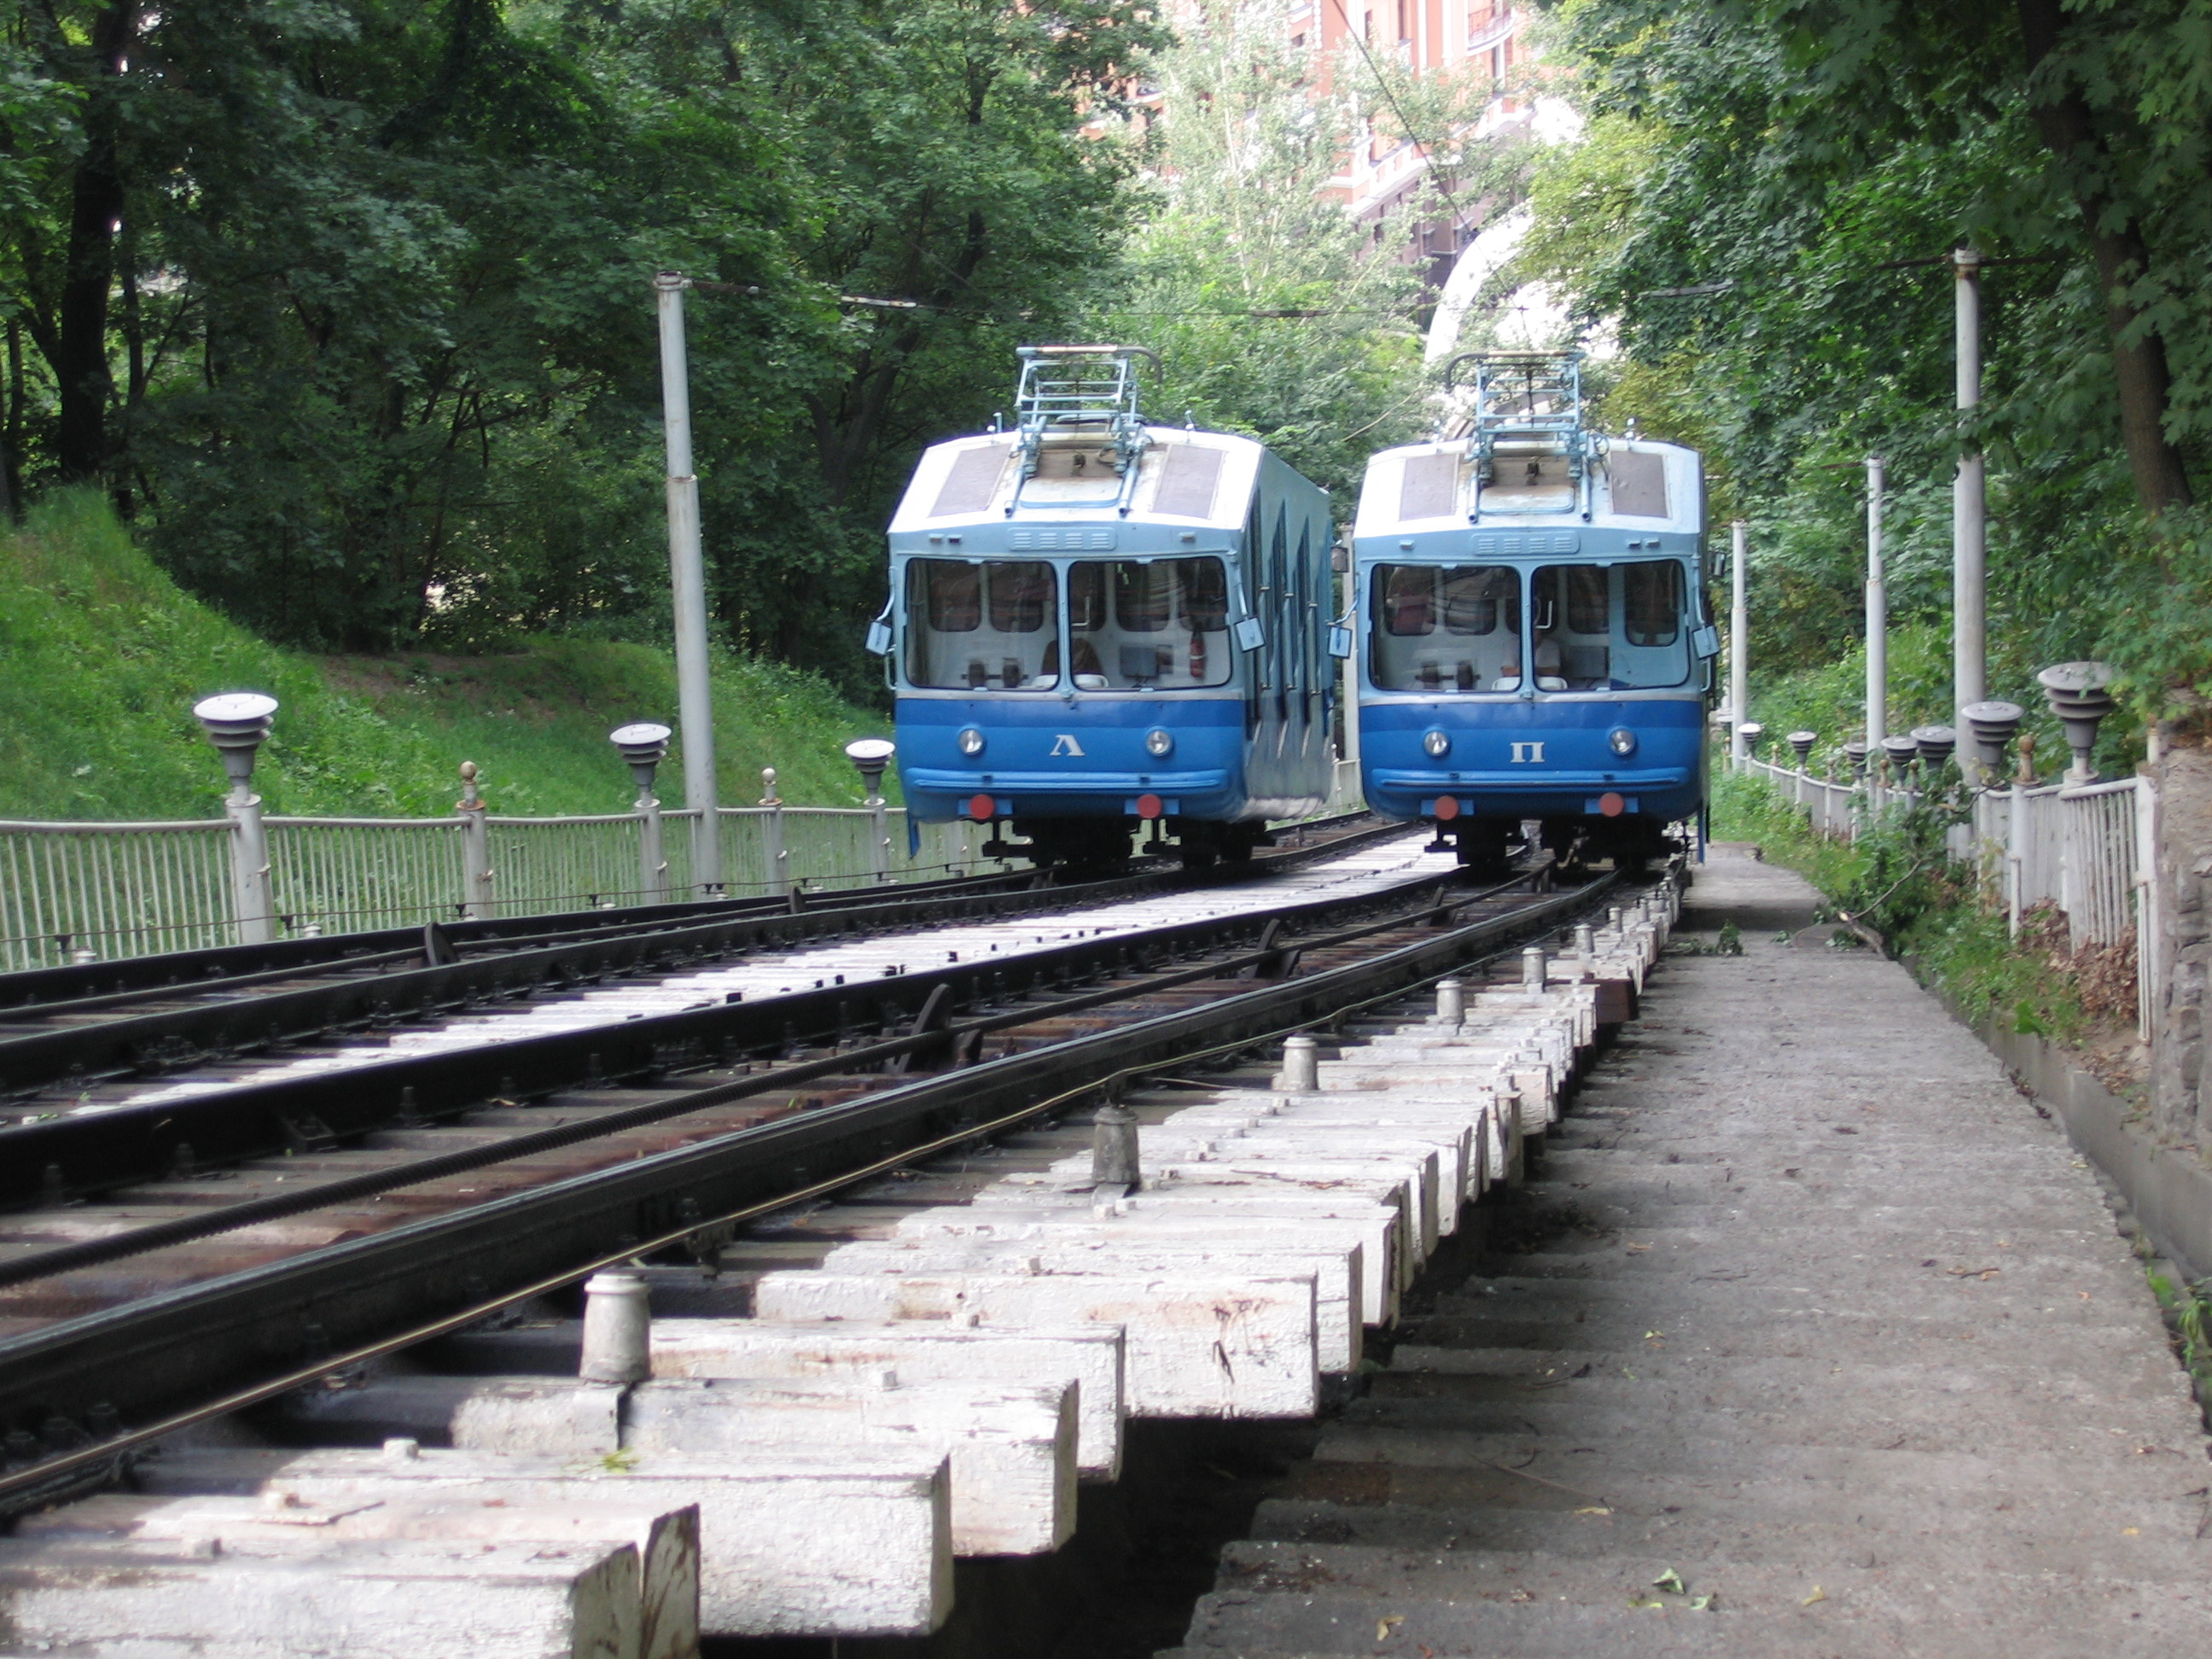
0;492;892;821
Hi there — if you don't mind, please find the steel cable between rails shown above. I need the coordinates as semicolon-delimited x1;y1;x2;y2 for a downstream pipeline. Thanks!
0;866;1529;1290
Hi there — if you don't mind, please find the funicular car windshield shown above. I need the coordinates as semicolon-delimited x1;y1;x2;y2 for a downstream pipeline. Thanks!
1068;556;1232;689
1369;560;1691;693
1528;561;1691;690
905;559;1060;689
1369;564;1523;691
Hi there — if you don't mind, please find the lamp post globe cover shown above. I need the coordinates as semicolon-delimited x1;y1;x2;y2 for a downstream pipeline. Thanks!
844;737;897;790
192;691;280;789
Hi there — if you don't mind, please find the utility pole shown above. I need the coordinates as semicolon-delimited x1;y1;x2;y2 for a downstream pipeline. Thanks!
1729;519;1749;761
655;272;724;895
1866;454;1887;747
1953;247;1986;727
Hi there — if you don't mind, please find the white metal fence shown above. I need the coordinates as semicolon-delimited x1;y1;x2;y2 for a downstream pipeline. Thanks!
1736;754;2157;1035
0;819;237;964
0;803;1013;972
1;758;1368;974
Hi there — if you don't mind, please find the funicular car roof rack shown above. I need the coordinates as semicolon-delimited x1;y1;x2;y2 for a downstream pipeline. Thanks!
1007;345;1163;515
1439;349;1598;524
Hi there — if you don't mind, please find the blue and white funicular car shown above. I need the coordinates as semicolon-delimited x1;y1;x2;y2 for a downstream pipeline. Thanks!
873;346;1340;871
1353;351;1716;869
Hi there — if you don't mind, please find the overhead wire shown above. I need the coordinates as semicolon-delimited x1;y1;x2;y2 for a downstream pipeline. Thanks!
1326;0;1470;229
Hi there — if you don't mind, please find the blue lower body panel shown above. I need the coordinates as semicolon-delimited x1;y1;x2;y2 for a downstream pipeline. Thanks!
1359;695;1706;824
895;695;1330;824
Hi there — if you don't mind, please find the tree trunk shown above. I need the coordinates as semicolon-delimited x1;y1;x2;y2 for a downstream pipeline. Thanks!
2017;0;2193;521
54;3;134;483
0;319;19;521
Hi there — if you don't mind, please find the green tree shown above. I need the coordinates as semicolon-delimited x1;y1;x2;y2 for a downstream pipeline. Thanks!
0;0;1161;695
1075;2;1440;503
1517;0;2212;719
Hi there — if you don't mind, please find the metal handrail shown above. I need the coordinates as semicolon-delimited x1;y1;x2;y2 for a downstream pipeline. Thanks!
1732;751;2154;1036
0;801;1016;971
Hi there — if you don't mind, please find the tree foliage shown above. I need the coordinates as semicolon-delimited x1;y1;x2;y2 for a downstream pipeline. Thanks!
1074;2;1530;505
1520;0;2212;725
0;0;1161;691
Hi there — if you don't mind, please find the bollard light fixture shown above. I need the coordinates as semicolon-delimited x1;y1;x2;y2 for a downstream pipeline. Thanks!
1842;740;1870;778
608;721;672;794
844;737;897;797
1960;700;2023;780
192;692;279;795
2036;661;2116;782
1787;730;1817;765
1738;720;1764;761
1911;724;1957;770
1879;733;1918;776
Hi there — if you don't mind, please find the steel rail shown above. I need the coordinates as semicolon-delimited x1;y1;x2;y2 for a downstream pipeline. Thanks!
0;868;1534;1290
0;842;1461;1213
0;864;1023;1012
0;810;1379;1013
0;865;1625;1515
0;816;1400;1097
0;871;1503;1283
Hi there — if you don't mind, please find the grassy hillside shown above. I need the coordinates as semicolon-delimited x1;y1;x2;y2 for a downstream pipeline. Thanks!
0;493;893;822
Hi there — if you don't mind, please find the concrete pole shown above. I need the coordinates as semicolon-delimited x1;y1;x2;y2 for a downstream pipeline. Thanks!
866;785;892;884
1865;454;1887;748
225;789;276;945
579;1272;650;1384
1953;248;1987;730
655;273;724;896
635;783;667;903
1728;520;1749;762
760;767;791;898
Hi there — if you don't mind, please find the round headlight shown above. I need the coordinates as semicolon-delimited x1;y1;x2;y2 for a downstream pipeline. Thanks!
1607;727;1637;757
1144;728;1174;758
1423;729;1451;759
958;727;987;757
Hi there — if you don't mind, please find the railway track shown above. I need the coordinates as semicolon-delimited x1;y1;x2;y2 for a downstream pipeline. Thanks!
0;811;1394;1121
0;833;1679;1656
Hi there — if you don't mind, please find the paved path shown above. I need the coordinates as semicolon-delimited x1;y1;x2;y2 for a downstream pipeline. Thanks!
1173;848;2212;1657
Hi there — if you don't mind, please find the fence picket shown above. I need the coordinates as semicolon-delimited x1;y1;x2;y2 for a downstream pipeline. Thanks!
0;802;1022;971
1731;757;2148;1021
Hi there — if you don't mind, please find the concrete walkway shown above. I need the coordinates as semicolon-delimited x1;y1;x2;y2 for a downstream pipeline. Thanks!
1174;848;2212;1657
